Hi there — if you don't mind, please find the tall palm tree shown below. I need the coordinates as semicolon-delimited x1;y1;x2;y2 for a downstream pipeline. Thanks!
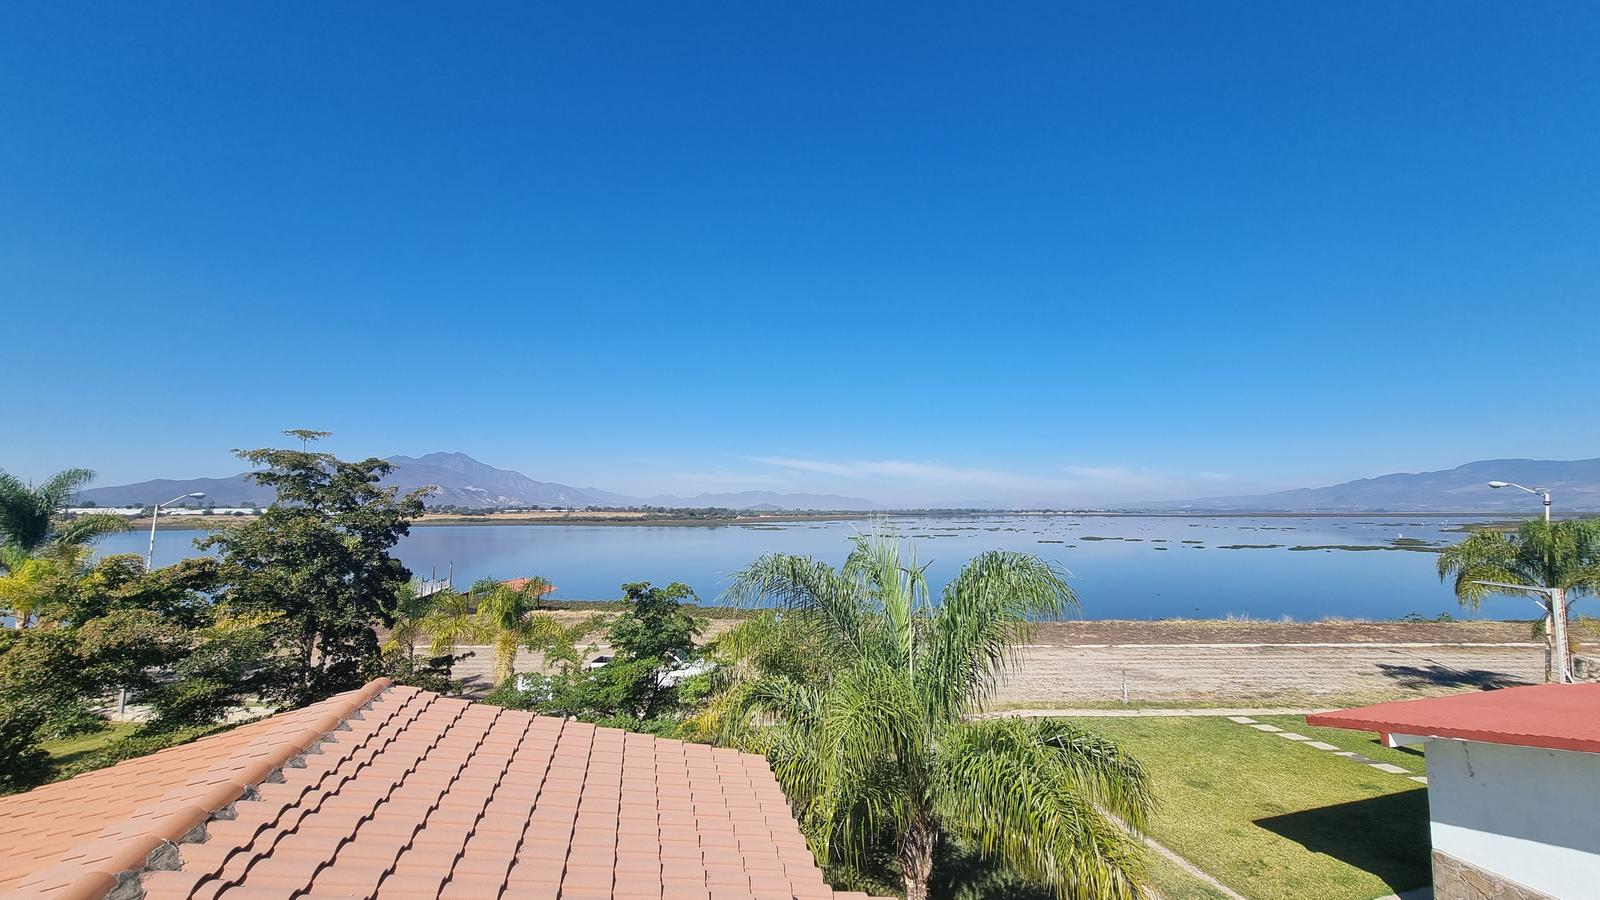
713;533;1152;900
1438;518;1600;682
0;467;128;559
417;578;565;686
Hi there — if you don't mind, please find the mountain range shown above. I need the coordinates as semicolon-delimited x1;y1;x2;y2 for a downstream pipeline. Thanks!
75;452;879;511
74;454;1600;513
1138;458;1600;512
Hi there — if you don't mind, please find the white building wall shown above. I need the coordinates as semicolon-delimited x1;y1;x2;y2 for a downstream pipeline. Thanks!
1428;739;1600;897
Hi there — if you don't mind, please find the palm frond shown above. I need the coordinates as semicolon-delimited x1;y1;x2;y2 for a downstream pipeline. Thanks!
934;718;1149;899
50;513;131;550
919;550;1077;716
725;553;868;652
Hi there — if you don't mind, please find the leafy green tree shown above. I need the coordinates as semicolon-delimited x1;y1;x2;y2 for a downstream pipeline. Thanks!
0;629;86;793
489;582;701;728
609;581;702;662
1438;518;1600;682
201;436;427;706
713;534;1152;900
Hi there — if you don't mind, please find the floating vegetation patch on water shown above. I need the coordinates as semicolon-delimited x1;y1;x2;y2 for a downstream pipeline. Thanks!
1079;536;1118;541
1216;543;1284;550
1391;537;1437;547
1151;539;1169;542
742;525;787;530
1181;540;1203;544
1037;539;1066;544
1152;546;1168;550
1288;540;1442;553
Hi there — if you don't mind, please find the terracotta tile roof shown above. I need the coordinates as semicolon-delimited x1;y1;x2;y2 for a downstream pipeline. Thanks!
0;679;884;900
1308;683;1600;754
499;578;556;595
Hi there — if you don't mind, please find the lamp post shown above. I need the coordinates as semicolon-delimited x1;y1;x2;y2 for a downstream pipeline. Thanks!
1487;481;1551;522
146;491;206;569
1484;480;1565;682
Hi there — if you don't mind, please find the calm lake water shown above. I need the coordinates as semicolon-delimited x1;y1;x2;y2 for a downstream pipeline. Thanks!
94;514;1538;621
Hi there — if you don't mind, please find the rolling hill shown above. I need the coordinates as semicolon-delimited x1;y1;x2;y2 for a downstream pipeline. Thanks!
1138;458;1600;512
74;452;877;511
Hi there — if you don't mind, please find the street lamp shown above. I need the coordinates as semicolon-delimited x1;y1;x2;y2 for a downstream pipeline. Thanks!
1482;480;1565;682
1487;481;1551;522
146;491;206;568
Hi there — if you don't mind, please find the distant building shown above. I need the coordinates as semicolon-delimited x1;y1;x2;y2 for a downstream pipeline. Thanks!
164;507;259;516
63;507;144;517
1311;684;1600;899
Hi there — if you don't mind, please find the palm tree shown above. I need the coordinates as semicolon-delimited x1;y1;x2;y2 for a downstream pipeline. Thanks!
415;577;565;686
475;576;565;685
1438;518;1600;682
0;467;128;557
712;533;1152;900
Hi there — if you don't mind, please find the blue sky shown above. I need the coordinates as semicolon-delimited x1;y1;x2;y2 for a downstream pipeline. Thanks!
4;2;1597;506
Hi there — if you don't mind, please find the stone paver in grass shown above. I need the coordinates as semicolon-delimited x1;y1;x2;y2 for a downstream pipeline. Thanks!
1370;763;1411;775
1306;741;1340;750
1248;723;1282;732
1410;776;1428;785
1227;716;1256;724
1275;732;1310;741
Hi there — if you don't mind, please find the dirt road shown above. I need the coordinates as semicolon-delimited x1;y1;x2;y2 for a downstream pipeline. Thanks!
447;617;1580;706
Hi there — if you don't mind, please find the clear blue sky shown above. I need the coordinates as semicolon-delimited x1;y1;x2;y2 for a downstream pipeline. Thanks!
4;2;1596;506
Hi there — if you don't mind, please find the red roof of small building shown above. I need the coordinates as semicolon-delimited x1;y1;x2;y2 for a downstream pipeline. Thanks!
0;679;884;900
1307;683;1600;754
501;577;557;595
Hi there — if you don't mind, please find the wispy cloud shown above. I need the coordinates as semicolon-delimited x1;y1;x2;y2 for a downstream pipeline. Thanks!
743;456;1241;505
751;456;1043;489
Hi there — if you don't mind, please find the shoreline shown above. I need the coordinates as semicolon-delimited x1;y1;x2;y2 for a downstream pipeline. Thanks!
126;509;1548;531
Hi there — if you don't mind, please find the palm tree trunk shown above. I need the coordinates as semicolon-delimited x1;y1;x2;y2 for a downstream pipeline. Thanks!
900;819;937;900
496;635;515;686
1542;602;1555;683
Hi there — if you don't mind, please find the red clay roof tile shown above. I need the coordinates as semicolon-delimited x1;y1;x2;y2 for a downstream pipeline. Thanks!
0;678;890;899
1307;682;1600;753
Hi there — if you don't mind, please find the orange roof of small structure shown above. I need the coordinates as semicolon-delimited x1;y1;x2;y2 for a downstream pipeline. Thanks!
0;679;884;900
1307;683;1600;754
500;577;557;595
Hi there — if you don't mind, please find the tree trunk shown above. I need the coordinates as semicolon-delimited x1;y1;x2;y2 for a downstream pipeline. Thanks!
900;819;936;900
1542;602;1555;683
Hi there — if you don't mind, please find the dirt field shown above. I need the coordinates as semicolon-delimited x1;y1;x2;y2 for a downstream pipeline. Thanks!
447;617;1583;706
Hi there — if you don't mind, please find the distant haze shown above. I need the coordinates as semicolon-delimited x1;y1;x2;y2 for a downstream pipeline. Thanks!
73;453;1600;513
1137;458;1600;512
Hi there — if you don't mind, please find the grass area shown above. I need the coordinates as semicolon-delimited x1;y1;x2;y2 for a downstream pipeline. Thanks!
1252;715;1427;775
39;722;139;770
1142;849;1236;900
1062;716;1429;900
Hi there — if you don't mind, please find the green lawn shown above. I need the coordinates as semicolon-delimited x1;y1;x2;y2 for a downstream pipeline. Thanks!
1062;716;1430;900
39;722;139;770
1142;850;1235;900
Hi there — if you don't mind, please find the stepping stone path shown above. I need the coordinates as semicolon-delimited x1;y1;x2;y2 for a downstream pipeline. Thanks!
1223;715;1421;780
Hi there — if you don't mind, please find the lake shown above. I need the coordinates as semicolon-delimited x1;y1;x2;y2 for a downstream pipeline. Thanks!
93;514;1540;621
